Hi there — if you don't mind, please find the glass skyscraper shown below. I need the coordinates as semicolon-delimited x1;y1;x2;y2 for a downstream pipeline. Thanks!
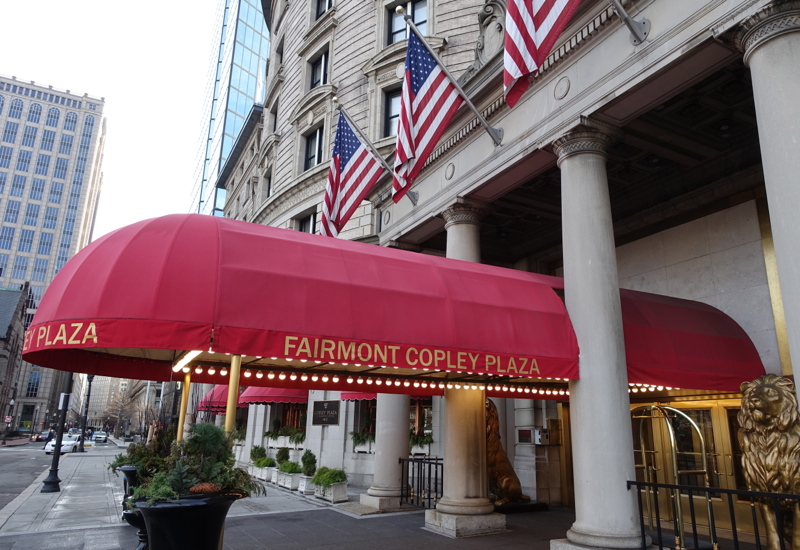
189;0;270;216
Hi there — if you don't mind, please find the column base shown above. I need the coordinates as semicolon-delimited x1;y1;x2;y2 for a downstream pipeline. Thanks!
424;509;506;538
551;530;649;550
359;494;404;512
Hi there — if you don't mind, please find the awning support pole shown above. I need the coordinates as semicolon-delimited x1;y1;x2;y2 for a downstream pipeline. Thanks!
225;355;242;433
176;372;191;441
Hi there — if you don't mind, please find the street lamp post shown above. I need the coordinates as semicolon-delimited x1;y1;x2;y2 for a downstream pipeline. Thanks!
41;376;74;493
78;375;94;453
2;394;16;446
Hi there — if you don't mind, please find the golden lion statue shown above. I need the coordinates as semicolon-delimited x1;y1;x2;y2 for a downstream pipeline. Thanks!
739;374;800;550
486;398;530;506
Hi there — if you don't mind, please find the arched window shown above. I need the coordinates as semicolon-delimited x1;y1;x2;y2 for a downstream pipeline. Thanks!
9;99;24;119
45;107;60;128
64;112;78;132
27;103;42;124
0;95;5;116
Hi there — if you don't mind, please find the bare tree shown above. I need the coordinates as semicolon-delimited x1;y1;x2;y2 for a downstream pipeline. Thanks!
103;391;135;438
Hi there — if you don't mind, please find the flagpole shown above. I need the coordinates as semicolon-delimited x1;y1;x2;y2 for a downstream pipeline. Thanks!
398;6;503;147
334;99;420;206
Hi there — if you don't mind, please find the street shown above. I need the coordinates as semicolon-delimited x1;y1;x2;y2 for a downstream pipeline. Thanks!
0;441;116;511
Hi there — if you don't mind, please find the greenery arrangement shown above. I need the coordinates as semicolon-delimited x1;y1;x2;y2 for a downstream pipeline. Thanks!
231;425;247;442
275;446;290;465
409;431;434;448
301;450;316;477
278;461;302;474
264;425;306;444
253;456;276;468
128;423;265;506
109;424;175;478
349;432;375;447
250;445;267;462
311;467;347;488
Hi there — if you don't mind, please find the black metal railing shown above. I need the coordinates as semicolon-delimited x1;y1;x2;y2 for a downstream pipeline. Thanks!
628;480;800;550
399;456;443;509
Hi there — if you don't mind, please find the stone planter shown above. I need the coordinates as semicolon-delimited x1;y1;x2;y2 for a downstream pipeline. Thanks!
262;467;273;481
278;472;301;490
270;468;279;484
353;440;373;453
314;481;348;503
135;491;245;550
411;444;431;455
298;475;315;495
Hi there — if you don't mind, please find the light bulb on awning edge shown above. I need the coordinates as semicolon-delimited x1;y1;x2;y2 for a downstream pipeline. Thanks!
510;386;516;392
375;379;382;385
366;378;373;385
502;386;508;392
301;374;308;381
278;373;286;380
421;382;428;388
656;386;664;391
244;370;252;378
487;385;494;391
208;367;216;375
454;384;461;389
559;390;565;395
413;382;420;388
271;357;277;360
394;380;401;386
471;385;477;390
182;366;190;373
267;371;275;379
256;356;262;359
332;375;339;383
368;365;373;368
446;383;452;389
354;364;360;367
342;363;348;366
381;366;387;369
347;377;354;384
195;366;203;374
256;371;263;379
225;353;230;356
172;365;181;372
290;373;297;381
220;368;228;376
322;375;329;382
631;388;638;392
300;359;307;363
524;388;530;393
479;385;485;391
438;382;445;389
357;377;364;384
545;390;552;395
315;361;321;363
286;358;293;362
311;374;318;382
404;381;411;387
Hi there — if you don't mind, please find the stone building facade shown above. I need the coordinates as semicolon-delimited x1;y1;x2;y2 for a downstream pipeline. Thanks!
219;0;799;543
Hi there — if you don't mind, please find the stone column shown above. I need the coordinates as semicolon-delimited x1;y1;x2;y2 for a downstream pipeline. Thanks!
550;128;642;550
737;1;800;372
425;198;506;538
360;393;410;511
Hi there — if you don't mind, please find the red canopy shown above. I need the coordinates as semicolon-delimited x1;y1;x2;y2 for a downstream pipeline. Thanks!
340;392;377;401
196;385;243;412
21;214;764;392
239;387;308;404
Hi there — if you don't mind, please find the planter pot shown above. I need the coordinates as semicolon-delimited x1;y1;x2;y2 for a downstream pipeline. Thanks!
298;476;315;495
122;509;148;550
262;466;273;481
314;482;348;503
136;491;245;550
270;468;279;484
278;472;301;490
118;465;140;512
411;444;430;455
353;441;372;453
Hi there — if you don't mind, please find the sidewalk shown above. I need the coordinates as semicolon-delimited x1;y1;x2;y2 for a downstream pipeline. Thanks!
0;438;30;448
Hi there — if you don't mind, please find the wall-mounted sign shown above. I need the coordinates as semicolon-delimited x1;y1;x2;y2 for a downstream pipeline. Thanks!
518;429;532;444
312;400;340;426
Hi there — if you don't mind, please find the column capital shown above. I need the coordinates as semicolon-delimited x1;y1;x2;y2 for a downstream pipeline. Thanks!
552;129;615;166
732;1;800;65
441;197;492;229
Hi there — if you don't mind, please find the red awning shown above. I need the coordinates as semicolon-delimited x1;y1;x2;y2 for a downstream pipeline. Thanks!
21;214;764;393
196;385;243;412
340;392;376;401
239;387;308;404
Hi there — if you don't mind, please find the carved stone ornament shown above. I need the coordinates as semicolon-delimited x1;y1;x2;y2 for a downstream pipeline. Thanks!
457;0;507;87
486;398;531;506
552;129;614;166
441;198;492;228
732;1;800;65
738;374;800;550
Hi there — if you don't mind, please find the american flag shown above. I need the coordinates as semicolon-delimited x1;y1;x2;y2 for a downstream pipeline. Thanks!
504;0;582;108
392;31;464;203
321;114;385;237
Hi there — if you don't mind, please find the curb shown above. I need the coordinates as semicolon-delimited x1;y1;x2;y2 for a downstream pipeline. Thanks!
0;464;54;531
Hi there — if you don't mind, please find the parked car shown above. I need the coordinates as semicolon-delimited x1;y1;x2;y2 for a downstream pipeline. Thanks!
93;431;108;443
44;434;82;455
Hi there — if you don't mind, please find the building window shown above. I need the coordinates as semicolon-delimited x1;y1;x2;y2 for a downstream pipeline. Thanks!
389;0;427;44
53;158;69;180
310;51;329;90
40;130;55;152
271;101;279;133
22;126;37;148
316;0;333;19
29;284;44;304
0;172;5;194
384;90;402;138
37;232;54;255
304;126;325;171
2;121;19;144
0;227;14;250
43;207;58;229
48;182;63;204
11;255;28;279
24;204;40;226
25;371;41;398
0;146;12;169
18;229;35;252
0;95;4;116
64;112;78;132
30;178;46;200
410;397;433;437
298;211;317;233
265;173;272;198
45;107;60;127
32;258;48;282
5;200;21;223
11;175;26;197
58;134;74;155
353;399;376;437
0;253;7;277
9;99;23;119
15;150;32;173
34;155;50;177
27;103;42;124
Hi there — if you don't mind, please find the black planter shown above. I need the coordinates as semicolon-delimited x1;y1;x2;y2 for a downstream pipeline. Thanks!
135;491;245;550
122;509;149;550
118;465;140;513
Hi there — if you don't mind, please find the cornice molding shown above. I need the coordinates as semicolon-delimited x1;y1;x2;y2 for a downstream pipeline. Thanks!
441;197;493;228
732;1;800;64
552;128;614;166
265;65;284;108
298;8;338;58
289;84;338;123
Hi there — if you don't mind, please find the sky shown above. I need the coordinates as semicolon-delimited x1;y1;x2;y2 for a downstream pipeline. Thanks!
2;1;220;240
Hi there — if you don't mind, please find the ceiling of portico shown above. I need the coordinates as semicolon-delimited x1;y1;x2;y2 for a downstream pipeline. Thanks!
417;53;763;271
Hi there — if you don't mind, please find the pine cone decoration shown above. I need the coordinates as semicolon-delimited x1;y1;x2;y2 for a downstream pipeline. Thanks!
190;482;221;494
